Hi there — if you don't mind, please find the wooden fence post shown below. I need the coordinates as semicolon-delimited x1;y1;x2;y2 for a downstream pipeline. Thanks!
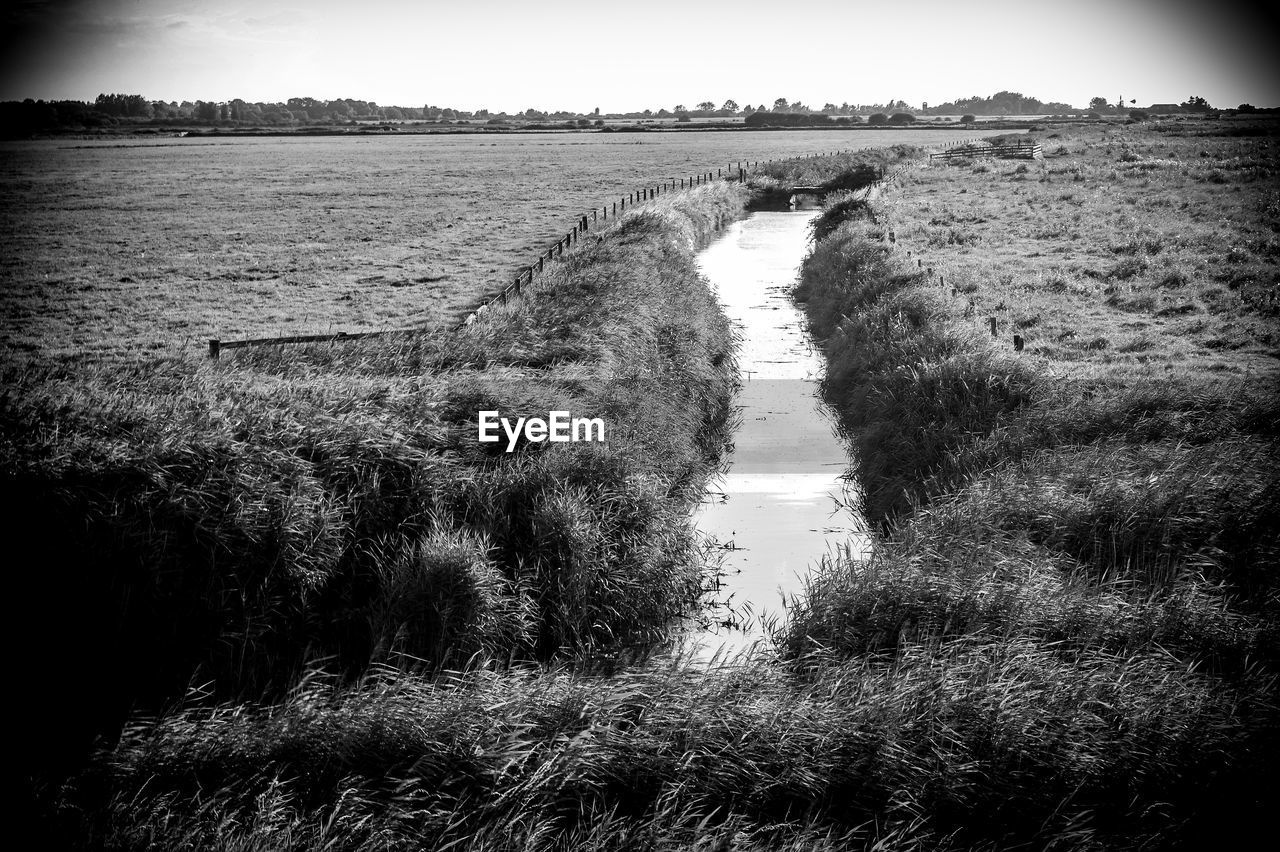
988;317;997;337
208;339;220;359
1014;334;1024;352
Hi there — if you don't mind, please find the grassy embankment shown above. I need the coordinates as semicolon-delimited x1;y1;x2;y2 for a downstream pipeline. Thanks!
28;130;1277;849
783;119;1280;845
6;182;745;797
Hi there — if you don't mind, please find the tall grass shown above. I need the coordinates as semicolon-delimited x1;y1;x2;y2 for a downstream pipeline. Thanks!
28;134;1280;849
4;182;747;782
745;146;920;203
66;637;1271;850
773;130;1280;845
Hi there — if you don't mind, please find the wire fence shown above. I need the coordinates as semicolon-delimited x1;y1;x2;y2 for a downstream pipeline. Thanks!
208;147;874;356
208;135;1018;357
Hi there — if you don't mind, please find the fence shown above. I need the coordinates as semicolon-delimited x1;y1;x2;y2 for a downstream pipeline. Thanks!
208;135;1023;357
207;146;891;356
889;241;1029;354
929;142;1043;161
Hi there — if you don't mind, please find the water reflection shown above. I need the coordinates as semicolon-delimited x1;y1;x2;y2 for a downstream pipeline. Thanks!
689;210;871;658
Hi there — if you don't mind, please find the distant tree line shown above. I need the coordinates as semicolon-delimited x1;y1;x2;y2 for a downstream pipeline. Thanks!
2;91;1271;137
926;91;1076;115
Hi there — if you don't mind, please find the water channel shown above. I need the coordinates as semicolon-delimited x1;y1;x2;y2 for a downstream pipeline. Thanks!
687;204;871;658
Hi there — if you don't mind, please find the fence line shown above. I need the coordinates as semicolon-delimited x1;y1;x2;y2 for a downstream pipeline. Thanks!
209;138;1000;356
883;152;1033;355
929;142;1042;161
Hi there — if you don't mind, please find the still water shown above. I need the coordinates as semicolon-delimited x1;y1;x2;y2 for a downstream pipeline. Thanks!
689;208;871;657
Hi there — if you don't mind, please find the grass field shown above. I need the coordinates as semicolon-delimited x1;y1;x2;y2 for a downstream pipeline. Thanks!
17;121;1278;849
780;117;1280;845
895;123;1278;376
0;128;979;362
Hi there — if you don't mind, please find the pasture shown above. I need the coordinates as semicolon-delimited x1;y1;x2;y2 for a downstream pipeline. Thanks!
1;127;979;362
894;122;1278;378
26;122;1278;847
781;118;1280;845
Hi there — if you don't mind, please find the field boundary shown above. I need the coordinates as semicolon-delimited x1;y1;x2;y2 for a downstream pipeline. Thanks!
205;136;1005;358
928;142;1043;161
206;146;908;357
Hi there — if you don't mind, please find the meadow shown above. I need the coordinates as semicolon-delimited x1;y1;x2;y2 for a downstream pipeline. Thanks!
12;119;1278;849
783;117;1279;845
0;127;976;361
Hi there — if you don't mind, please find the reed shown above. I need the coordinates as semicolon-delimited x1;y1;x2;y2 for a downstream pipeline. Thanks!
5;183;748;781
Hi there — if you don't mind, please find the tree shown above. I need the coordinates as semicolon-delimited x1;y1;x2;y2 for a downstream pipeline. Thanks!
721;99;738;112
772;97;789;112
1181;95;1211;112
262;106;293;125
1088;96;1109;112
94;93;152;118
229;99;255;122
287;97;322;119
673;104;687;113
697;101;715;112
868;112;888;126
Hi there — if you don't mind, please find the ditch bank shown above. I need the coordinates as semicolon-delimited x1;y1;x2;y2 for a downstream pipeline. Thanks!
681;146;923;653
8;181;749;787
779;147;1280;846
689;202;866;652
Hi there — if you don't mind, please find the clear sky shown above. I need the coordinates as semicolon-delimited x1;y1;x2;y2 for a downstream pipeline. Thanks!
2;0;1276;112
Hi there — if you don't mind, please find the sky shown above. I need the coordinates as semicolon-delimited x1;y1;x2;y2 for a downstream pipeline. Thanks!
1;0;1277;112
